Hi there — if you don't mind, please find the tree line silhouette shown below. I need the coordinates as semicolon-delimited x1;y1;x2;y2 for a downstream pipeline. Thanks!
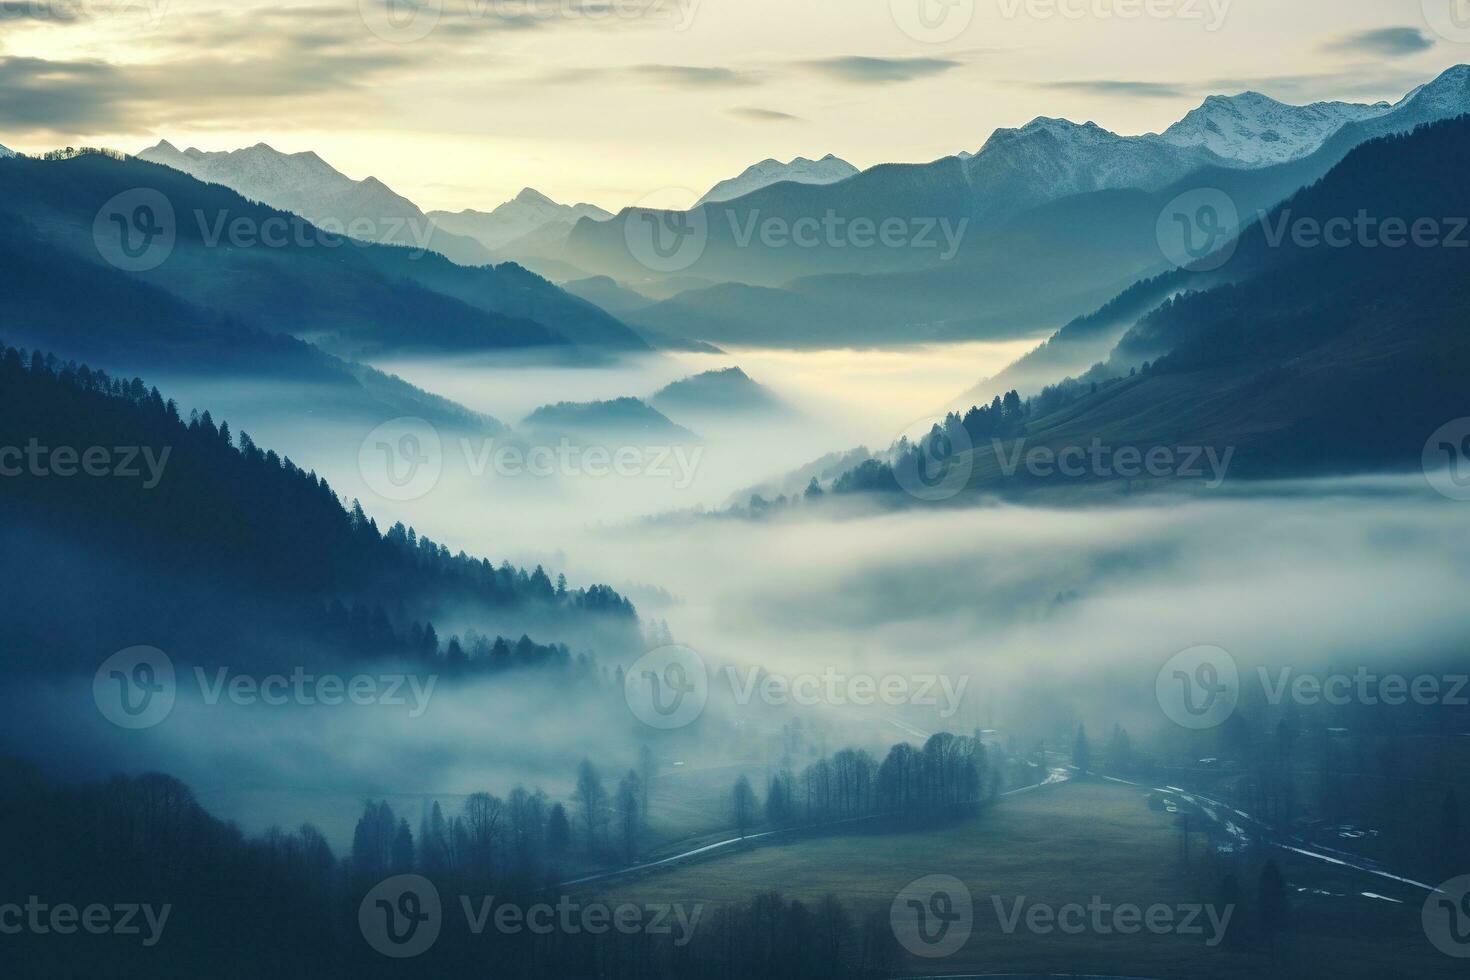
0;342;638;674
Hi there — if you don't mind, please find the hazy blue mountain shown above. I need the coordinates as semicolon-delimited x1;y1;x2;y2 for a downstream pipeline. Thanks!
1;152;647;357
0;345;638;675
1154;92;1391;165
521;397;699;443
893;113;1470;494
650;366;787;417
943;64;1470;401
138;140;494;266
560;275;656;313
565;69;1470;350
429;187;612;252
696;154;859;206
0;211;501;432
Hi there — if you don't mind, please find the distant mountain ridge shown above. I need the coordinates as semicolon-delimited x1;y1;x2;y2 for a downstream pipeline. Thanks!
607;66;1470;349
1154;92;1392;165
566;71;1467;297
696;155;859;206
522;397;699;443
137;140;494;266
0;152;648;357
650;366;787;417
429;188;612;254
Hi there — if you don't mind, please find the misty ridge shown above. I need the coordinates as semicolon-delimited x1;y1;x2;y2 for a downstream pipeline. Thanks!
4;27;1470;980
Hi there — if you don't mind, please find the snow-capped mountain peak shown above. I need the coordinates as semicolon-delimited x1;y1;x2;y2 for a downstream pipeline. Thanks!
0;143;14;159
427;189;613;253
1155;91;1392;165
1395;64;1470;117
696;154;859;206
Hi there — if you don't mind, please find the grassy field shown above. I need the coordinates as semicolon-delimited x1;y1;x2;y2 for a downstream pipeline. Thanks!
581;780;1459;978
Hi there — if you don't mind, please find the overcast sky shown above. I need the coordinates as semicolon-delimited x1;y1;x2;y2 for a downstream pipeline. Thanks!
2;0;1466;210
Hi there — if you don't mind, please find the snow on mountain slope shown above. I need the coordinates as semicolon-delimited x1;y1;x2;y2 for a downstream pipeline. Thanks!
0;144;14;159
428;188;612;252
696;154;859;206
961;118;1226;222
1385;64;1470;127
136;140;492;265
1157;92;1391;165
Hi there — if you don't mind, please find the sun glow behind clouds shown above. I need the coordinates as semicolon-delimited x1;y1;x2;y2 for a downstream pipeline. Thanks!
1;0;1457;210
